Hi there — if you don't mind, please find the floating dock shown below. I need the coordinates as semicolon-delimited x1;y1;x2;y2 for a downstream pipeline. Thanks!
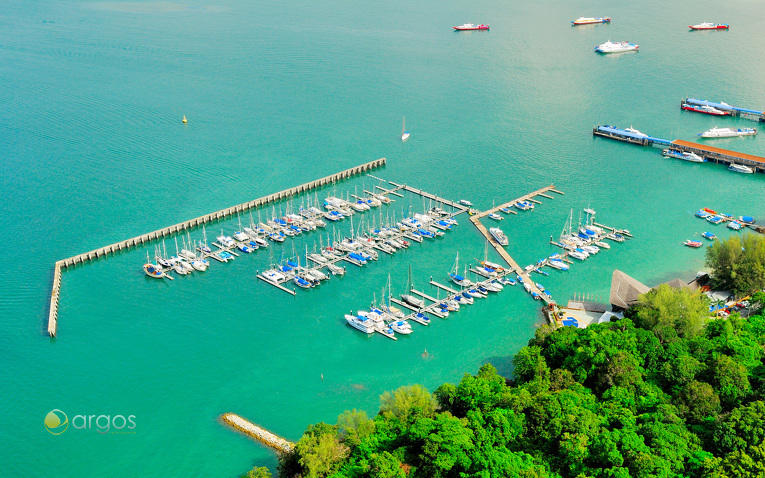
47;158;386;337
221;413;294;453
593;125;765;173
682;98;765;121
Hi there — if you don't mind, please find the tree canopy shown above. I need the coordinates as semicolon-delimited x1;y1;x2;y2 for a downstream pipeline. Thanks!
276;312;765;478
706;233;765;296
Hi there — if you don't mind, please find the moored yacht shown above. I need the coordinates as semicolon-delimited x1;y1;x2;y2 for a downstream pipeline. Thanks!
345;314;375;334
489;227;509;246
143;263;166;279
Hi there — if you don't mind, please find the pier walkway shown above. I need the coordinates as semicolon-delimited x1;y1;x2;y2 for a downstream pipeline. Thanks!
221;413;294;453
593;125;765;173
471;185;561;220
467;187;563;306
47;158;386;337
683;98;765;120
388;182;470;214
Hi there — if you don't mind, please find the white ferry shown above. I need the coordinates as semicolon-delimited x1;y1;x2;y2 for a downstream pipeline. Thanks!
572;17;610;26
662;149;704;163
699;127;756;138
595;40;638;53
728;163;754;174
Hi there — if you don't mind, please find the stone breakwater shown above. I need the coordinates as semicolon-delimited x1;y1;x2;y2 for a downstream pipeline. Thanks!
221;413;295;453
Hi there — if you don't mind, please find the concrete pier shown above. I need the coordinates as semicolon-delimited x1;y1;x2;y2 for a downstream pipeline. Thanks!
46;158;386;337
471;185;559;220
221;413;295;453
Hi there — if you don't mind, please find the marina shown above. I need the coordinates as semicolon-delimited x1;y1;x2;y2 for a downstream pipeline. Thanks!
593;125;765;173
47;159;386;336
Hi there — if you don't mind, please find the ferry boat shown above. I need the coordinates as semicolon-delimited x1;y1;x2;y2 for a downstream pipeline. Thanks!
689;22;729;30
662;149;704;162
728;163;754;174
681;103;729;116
684;240;703;248
572;17;610;26
595;40;638;53
699;127;757;138
345;314;375;334
453;23;489;31
702;231;717;240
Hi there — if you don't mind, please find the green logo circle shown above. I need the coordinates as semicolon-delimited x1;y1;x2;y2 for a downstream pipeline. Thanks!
45;409;68;435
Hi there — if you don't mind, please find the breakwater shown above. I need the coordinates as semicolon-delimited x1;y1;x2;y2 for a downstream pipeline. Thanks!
221;413;295;453
47;158;386;337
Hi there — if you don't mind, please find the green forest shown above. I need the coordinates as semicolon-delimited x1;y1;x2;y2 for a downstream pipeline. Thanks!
245;276;765;478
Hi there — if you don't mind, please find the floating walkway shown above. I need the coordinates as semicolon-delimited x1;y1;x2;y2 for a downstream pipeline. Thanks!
467;186;564;305
221;413;294;453
47;158;386;337
683;98;765;121
593;125;765;173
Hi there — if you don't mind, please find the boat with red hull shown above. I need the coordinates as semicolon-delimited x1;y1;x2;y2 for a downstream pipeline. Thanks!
681;103;730;116
453;23;489;31
689;23;729;30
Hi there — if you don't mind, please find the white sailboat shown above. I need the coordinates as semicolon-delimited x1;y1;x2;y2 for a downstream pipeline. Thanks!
401;116;410;141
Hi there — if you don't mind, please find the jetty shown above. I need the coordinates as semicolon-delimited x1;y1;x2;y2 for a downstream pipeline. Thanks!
221;413;294;453
593;125;765;173
682;98;765;122
466;186;564;306
46;158;386;337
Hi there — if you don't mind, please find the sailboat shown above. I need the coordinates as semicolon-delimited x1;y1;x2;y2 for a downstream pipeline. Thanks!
400;265;425;308
449;253;472;287
401;116;410;142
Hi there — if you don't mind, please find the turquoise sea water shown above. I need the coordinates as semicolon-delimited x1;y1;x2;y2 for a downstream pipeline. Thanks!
4;0;765;476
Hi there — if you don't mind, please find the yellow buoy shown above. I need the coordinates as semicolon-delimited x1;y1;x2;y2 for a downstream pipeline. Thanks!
182;115;188;124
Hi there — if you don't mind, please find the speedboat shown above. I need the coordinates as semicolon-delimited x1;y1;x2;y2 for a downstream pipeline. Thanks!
572;17;610;25
514;200;534;211
294;276;313;288
728;163;754;174
739;216;755;225
389;320;413;335
345;314;374;334
453;23;489;31
458;199;473;207
488;213;503;221
466;288;486;298
455;293;473;305
143;263;165;279
706;215;724;224
662;149;704;162
260;269;285;284
702;231;717;240
569;251;588;260
489;227;509;246
595;40;638;53
681;103;729;115
401;294;425;308
689;22;729;30
684;240;703;248
695;210;711;218
699;127;756;138
727;221;743;230
216;234;236;248
327;263;345;276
